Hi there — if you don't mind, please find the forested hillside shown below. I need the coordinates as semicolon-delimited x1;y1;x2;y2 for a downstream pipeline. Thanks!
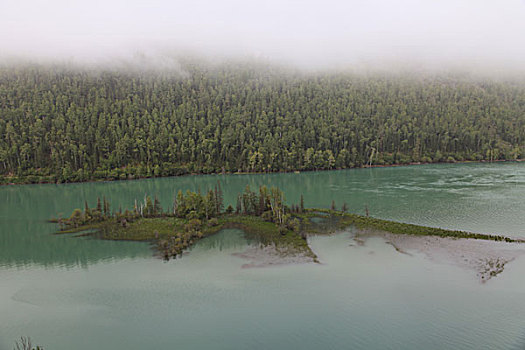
1;62;524;184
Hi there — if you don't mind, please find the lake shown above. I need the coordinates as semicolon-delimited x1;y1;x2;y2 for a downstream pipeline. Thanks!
1;162;525;350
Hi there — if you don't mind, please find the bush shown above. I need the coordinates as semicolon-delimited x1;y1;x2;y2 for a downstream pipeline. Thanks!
184;219;202;233
261;211;273;222
286;218;301;232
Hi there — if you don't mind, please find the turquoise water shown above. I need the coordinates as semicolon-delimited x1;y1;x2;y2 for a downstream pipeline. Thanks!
1;163;525;349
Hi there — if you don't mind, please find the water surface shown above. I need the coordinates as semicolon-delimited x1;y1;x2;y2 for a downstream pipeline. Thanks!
1;162;525;349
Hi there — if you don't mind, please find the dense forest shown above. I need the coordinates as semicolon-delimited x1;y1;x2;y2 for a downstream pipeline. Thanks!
1;61;524;184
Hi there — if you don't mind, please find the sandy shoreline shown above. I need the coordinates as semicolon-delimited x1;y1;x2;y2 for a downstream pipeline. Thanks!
355;229;525;282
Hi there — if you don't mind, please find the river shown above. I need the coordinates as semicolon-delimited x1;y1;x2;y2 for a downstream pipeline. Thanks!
1;162;525;349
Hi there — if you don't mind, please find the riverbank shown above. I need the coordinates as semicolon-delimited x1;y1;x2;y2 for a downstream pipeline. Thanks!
4;158;524;186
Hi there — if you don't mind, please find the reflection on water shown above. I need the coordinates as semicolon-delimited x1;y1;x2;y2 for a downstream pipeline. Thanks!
191;228;251;252
0;217;150;269
1;230;525;350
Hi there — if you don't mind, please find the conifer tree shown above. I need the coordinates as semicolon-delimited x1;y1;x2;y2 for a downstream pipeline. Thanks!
145;196;153;217
96;197;102;215
84;200;91;217
173;192;178;215
236;195;242;214
217;182;224;213
103;196;110;217
153;195;162;216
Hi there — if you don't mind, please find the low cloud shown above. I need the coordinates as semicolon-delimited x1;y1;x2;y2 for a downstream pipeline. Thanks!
1;0;525;73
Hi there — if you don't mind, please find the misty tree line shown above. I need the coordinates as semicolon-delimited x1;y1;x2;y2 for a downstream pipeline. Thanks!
0;62;524;183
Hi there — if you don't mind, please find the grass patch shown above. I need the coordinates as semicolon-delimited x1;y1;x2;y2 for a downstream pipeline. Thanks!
302;208;519;243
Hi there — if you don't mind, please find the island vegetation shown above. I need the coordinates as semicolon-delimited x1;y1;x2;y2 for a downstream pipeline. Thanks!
54;184;315;260
2;61;525;184
53;184;521;261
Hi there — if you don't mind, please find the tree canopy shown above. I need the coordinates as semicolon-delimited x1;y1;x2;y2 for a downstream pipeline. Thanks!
1;62;524;183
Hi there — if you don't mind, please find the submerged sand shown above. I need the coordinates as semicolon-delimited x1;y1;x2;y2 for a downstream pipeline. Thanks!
230;227;525;282
232;244;316;268
355;229;525;283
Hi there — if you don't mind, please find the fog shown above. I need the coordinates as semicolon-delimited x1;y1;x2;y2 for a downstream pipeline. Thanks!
1;0;525;72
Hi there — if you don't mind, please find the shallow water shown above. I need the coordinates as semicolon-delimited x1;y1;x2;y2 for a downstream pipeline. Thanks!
1;162;525;349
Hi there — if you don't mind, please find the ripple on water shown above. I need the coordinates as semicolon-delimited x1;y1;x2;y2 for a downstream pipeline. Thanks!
1;163;525;349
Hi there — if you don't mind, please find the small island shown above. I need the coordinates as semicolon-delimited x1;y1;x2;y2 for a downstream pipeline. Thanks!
53;184;521;264
54;185;316;261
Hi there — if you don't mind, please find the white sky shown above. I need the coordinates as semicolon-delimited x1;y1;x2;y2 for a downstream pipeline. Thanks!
1;0;525;70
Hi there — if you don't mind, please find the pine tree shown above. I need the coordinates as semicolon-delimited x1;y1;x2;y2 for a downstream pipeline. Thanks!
175;190;185;218
216;181;224;214
153;195;162;216
173;192;178;215
103;196;110;217
84;200;91;217
214;184;219;214
96;197;102;213
205;189;215;219
236;195;242;214
145;196;153;217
